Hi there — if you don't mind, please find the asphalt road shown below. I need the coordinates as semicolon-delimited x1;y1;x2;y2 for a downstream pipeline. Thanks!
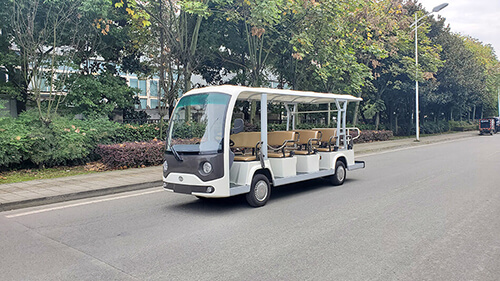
1;135;500;280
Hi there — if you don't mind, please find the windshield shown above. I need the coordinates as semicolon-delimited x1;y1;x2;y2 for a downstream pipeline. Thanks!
167;93;231;154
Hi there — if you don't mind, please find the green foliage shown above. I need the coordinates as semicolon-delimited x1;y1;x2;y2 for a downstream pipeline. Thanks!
170;121;207;140
65;73;138;118
113;123;166;143
448;120;476;132
0;117;25;167
1;0;498;140
420;120;450;134
0;109;166;169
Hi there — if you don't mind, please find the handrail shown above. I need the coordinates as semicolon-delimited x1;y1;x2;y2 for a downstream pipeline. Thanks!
346;127;361;140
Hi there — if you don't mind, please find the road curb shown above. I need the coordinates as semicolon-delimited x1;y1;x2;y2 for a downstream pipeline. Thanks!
0;180;163;212
355;132;477;156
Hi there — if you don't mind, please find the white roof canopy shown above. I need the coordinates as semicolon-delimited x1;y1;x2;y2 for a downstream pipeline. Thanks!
185;85;362;104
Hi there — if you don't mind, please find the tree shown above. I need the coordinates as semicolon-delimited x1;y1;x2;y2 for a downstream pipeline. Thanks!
431;31;486;121
116;0;211;118
9;0;84;123
64;73;138;117
358;0;443;131
462;36;500;118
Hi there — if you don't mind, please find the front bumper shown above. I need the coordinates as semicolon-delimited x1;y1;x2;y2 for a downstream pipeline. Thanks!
163;182;214;194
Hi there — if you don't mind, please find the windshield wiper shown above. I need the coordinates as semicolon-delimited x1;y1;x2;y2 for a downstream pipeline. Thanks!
170;144;183;161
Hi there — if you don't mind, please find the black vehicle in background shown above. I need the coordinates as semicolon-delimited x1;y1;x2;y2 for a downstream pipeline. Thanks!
479;117;500;135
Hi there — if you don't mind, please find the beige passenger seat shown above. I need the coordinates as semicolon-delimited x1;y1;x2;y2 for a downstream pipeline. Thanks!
293;130;321;155
267;131;297;158
230;132;262;161
313;128;337;152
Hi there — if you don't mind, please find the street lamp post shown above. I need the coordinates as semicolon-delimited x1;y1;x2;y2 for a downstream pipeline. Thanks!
498;86;500;117
410;3;448;141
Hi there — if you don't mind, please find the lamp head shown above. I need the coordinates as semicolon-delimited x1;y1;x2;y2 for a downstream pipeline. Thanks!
432;3;448;13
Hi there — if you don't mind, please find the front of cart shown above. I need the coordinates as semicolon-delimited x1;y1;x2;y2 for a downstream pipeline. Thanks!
162;86;239;198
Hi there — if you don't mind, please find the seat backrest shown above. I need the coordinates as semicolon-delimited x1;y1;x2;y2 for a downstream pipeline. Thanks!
268;131;297;147
231;132;261;149
314;128;337;142
294;130;320;145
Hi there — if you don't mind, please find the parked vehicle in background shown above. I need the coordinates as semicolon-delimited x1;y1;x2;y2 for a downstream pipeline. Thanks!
479;117;500;135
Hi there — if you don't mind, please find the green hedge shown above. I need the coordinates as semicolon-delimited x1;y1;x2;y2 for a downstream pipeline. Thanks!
0;110;167;169
448;120;477;132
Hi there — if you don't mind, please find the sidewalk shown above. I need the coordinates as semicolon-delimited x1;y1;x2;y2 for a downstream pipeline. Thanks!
0;131;477;211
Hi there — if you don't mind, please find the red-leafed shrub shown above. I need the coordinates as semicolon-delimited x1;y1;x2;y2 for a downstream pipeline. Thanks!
96;139;165;169
353;130;393;143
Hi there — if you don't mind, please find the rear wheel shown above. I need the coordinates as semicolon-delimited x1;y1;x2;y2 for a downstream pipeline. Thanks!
246;174;271;207
329;160;346;186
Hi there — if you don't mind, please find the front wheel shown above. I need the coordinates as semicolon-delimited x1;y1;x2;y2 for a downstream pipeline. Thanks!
246;174;271;207
329;160;346;186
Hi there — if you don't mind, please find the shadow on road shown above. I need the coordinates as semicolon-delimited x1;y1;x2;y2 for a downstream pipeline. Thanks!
163;196;248;215
163;177;359;214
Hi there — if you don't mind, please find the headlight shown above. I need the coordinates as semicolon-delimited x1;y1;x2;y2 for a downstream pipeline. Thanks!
163;160;168;177
202;161;213;174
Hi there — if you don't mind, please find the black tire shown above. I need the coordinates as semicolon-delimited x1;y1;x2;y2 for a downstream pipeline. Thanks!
329;160;346;186
246;174;271;207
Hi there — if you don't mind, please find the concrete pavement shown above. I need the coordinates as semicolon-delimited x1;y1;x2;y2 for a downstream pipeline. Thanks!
0;131;478;211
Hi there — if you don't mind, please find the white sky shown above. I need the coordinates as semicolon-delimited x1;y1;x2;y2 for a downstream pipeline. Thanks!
416;0;500;58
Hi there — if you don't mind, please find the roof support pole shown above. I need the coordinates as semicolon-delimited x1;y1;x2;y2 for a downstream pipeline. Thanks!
342;101;347;148
285;103;291;131
328;103;331;126
335;100;342;148
293;103;297;130
260;94;268;159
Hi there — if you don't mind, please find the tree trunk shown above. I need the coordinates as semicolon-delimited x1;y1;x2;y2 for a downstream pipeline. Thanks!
250;101;257;125
395;115;398;135
352;101;360;126
159;0;166;139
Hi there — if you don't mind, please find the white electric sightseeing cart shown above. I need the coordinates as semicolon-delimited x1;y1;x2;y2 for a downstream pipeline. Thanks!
162;85;365;207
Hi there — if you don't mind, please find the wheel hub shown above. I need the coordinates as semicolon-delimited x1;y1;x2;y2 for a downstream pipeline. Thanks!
337;165;345;182
255;180;268;202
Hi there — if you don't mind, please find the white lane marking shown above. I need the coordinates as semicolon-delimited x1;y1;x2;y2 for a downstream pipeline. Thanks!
5;189;162;218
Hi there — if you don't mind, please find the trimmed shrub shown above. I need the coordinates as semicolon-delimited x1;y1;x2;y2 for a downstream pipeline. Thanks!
96;140;165;169
420;121;449;134
0;117;27;167
353;130;393;143
449;120;476;132
169;121;206;140
0;109;168;169
113;123;167;143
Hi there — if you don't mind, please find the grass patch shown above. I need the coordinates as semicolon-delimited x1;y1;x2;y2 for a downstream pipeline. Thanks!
0;166;97;184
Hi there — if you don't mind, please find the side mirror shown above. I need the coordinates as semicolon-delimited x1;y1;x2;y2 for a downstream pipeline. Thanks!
231;118;244;134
